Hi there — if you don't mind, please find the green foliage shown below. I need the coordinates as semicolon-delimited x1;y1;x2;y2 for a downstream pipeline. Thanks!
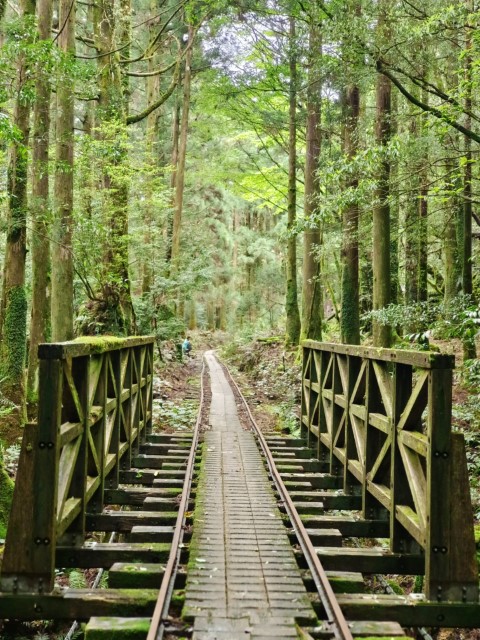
68;569;88;589
271;400;300;437
366;296;480;350
154;400;198;431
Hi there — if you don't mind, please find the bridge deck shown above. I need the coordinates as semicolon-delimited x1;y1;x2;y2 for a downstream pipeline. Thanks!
184;352;315;639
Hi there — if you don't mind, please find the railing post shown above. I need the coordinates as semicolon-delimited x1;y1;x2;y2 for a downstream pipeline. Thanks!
426;366;478;601
390;363;415;554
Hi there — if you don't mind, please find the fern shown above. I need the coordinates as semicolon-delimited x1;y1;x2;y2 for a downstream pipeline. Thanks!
68;569;87;589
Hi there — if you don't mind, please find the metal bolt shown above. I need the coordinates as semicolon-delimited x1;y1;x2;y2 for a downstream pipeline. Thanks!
47;442;54;449
442;452;448;458
441;546;447;554
39;442;46;449
34;537;42;545
43;538;50;546
433;546;439;553
434;451;440;457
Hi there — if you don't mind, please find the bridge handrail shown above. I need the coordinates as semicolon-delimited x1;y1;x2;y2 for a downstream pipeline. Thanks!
1;335;154;593
301;340;478;602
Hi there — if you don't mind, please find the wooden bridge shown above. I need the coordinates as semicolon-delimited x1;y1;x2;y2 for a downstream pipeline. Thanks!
0;336;478;637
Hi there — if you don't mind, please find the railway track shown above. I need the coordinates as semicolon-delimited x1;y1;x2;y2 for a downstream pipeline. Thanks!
2;347;480;639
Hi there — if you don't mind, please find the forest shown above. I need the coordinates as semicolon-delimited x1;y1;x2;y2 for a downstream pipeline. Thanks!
0;0;479;528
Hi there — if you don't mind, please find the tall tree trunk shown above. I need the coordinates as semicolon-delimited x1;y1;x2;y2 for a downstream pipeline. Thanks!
417;82;429;303
462;2;476;359
285;15;301;345
302;20;322;341
93;0;133;334
165;83;181;265
444;156;461;303
27;0;53;395
404;111;419;307
341;83;360;345
51;0;75;342
372;1;392;347
142;5;162;295
170;25;194;277
0;0;36;438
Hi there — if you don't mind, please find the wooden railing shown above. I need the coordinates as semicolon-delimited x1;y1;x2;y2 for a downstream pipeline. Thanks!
301;341;478;602
1;336;154;593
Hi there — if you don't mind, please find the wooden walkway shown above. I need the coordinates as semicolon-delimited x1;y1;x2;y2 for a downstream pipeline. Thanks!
184;352;315;638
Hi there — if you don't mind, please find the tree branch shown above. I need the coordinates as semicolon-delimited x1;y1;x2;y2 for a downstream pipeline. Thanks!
376;60;480;144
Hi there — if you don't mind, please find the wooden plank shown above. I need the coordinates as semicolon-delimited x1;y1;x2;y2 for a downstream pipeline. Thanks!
85;617;151;639
298;515;390;537
302;340;455;369
300;547;424;574
1;424;38;591
390;363;415;554
397;442;426;533
397;430;427;457
366;481;391;510
85;511;179;531
59;422;83;447
31;358;63;592
396;370;428;432
444;433;479;601
38;336;155;360
314;594;480;628
109;563;186;589
395;506;423;546
425;367;453;600
56;542;173;567
104;487;181;506
368;412;390;432
0;589;157;619
371;361;392;418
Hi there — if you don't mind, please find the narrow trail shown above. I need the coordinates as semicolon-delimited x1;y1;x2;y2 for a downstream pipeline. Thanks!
184;351;315;639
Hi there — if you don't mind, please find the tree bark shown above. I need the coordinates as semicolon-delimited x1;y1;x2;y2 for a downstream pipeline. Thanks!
302;20;323;341
0;0;36;437
170;25;194;277
444;156;461;303
27;0;53;395
372;1;392;347
341;82;360;345
92;0;134;334
51;0;75;342
285;15;301;346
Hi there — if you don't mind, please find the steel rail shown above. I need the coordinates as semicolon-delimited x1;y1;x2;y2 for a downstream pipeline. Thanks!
147;358;206;640
222;356;354;640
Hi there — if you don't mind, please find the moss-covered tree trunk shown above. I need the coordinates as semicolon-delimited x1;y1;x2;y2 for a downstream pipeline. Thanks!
0;0;35;440
92;0;133;334
285;15;301;346
404;113;419;308
417;83;429;303
341;82;360;345
27;0;53;396
170;25;194;278
462;5;476;359
444;156;461;303
142;8;162;294
372;0;392;348
51;0;75;342
301;20;322;341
